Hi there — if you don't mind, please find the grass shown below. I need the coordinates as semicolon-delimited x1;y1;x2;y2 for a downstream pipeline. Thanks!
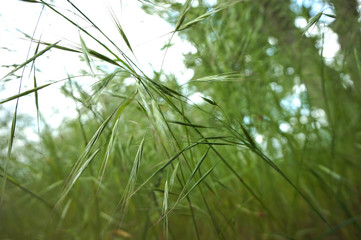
1;0;361;239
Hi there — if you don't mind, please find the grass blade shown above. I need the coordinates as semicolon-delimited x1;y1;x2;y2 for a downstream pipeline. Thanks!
162;181;169;240
303;11;323;35
118;138;145;221
176;1;243;32
55;96;136;208
168;120;208;128
55;148;101;208
108;6;134;54
2;41;59;80
0;81;60;105
97;93;136;190
0;171;53;209
79;33;94;75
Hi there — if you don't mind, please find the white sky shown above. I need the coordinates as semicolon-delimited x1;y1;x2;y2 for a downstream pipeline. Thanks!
0;0;198;127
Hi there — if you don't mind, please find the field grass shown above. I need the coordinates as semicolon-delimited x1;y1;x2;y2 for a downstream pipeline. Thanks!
1;0;361;239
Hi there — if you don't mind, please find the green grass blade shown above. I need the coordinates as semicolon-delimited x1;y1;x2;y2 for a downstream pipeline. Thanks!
181;165;215;202
32;41;41;132
317;215;361;239
169;162;179;191
154;148;213;225
34;40;122;67
1;41;59;80
39;0;135;72
108;7;134;53
128;141;203;199
168;120;208;128
118;137;145;220
176;1;243;32
303;11;323;35
91;69;123;96
0;171;53;209
55;100;133;208
18;0;40;3
162;181;169;240
174;0;192;32
55;148;101;208
96;93;136;189
79;33;94;75
1;106;19;216
0;82;59;105
202;97;217;106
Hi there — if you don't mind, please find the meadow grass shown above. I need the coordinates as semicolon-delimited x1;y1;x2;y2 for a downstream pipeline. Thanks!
1;0;361;239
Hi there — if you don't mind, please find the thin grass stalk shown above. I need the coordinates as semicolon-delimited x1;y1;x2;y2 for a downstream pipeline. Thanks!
162;181;169;240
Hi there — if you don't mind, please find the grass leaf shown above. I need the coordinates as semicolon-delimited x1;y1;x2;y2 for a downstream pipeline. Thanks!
2;41;59;80
303;11;323;35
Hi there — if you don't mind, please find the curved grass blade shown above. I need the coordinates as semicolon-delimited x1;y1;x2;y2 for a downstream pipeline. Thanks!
108;6;134;54
1;41;59;80
54;99;135;208
0;81;62;105
38;0;135;73
202;97;217;106
96;93;137;190
162;181;169;240
18;0;41;3
180;164;216;203
92;69;123;96
79;34;94;75
127;140;204;200
169;162;179;190
168;120;208;128
317;215;361;239
174;0;192;32
0;171;53;209
186;72;245;85
1;101;21;217
63;0;150;78
33;57;41;132
159;156;218;225
33;41;121;67
303;11;323;36
153;148;213;225
173;148;210;205
55;148;101;209
176;1;243;32
118;138;145;221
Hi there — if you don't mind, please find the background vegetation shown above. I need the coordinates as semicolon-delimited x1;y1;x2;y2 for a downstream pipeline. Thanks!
1;0;361;239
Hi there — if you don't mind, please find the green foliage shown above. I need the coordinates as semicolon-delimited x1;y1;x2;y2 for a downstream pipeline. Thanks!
1;0;361;239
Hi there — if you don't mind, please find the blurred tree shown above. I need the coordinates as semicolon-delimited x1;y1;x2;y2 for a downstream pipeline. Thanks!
141;0;361;237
